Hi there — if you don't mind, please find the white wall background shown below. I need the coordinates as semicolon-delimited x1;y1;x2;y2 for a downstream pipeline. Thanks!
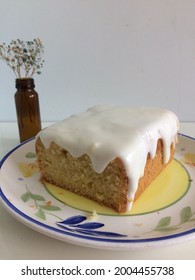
0;0;195;122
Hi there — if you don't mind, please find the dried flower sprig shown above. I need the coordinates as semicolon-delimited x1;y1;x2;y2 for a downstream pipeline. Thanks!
0;38;44;78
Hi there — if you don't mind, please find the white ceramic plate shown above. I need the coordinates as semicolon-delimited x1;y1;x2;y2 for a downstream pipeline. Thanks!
0;134;195;250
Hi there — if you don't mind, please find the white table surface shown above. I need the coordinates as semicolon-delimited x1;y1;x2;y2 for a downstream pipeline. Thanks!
0;122;195;260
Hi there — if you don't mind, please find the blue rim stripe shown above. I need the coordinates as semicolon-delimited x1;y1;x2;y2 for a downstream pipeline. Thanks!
1;187;195;244
178;132;195;141
0;137;34;168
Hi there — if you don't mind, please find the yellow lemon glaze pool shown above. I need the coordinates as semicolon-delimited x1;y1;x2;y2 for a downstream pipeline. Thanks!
45;159;190;216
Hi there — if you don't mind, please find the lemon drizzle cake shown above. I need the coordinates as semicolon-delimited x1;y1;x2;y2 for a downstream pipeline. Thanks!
35;105;179;213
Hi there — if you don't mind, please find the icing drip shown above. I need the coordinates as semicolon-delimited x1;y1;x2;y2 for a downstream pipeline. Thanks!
37;105;179;211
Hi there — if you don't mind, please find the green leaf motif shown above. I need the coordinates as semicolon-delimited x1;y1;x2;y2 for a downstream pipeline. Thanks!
21;192;31;202
155;216;171;229
20;186;61;221
180;207;192;223
40;205;61;211
30;193;45;201
154;226;180;233
35;208;46;220
153;206;195;234
25;152;36;159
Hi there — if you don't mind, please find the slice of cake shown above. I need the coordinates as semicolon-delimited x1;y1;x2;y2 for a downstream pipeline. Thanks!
35;105;179;213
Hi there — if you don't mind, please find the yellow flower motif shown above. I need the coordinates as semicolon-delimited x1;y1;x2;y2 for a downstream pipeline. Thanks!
180;153;195;167
18;162;39;177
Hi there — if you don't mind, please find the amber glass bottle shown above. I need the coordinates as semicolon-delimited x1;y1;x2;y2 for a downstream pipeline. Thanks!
15;78;42;142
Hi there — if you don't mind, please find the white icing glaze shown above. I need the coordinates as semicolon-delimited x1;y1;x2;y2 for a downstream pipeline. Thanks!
37;105;179;211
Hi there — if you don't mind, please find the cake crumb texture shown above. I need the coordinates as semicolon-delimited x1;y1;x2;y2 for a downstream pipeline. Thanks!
36;137;175;213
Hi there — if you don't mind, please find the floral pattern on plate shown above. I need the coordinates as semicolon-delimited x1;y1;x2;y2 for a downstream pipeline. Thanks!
0;134;195;249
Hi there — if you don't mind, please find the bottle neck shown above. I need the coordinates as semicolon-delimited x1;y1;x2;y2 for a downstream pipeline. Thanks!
15;78;35;89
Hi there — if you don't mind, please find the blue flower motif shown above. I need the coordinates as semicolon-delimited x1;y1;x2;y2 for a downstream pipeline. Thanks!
56;215;127;238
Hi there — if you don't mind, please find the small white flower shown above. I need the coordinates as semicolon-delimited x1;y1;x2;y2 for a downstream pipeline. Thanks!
0;38;44;78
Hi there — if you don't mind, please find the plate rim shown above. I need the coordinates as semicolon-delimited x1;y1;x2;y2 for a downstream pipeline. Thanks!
0;134;195;249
